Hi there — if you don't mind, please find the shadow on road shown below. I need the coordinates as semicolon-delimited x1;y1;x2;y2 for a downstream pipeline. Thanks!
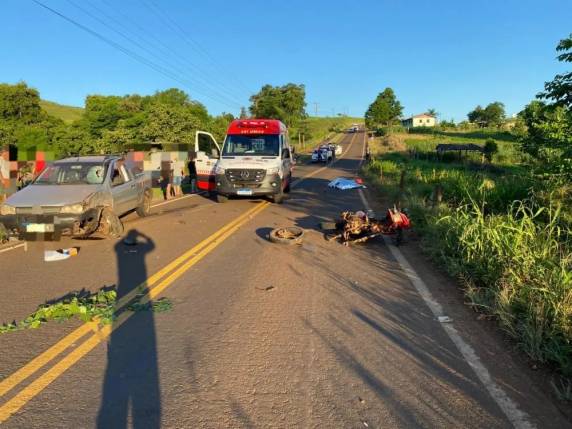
97;229;161;429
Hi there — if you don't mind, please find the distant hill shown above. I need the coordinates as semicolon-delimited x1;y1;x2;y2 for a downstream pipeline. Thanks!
39;100;84;123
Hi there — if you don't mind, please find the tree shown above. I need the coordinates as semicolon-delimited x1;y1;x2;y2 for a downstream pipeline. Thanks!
518;100;572;162
239;107;248;119
426;108;439;119
0;82;42;124
539;34;572;107
364;88;403;129
467;102;505;127
249;83;306;127
439;119;456;129
210;113;235;142
483;138;498;162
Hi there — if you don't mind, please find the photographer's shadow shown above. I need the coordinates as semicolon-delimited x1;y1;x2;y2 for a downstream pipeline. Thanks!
97;229;161;429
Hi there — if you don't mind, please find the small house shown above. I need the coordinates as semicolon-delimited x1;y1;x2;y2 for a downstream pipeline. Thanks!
402;114;436;128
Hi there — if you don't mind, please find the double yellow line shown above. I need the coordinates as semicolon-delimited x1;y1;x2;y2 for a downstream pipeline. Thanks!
0;201;269;423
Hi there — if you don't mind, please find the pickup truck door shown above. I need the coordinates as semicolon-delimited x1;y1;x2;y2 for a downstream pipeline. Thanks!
194;131;220;191
110;162;137;215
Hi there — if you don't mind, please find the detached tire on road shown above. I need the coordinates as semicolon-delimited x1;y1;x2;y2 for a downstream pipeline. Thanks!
136;190;152;217
269;227;304;245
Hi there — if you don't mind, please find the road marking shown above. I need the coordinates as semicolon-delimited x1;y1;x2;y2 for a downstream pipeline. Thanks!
291;132;358;189
0;201;269;423
0;201;267;400
356;166;534;427
0;243;25;254
0;135;361;421
150;192;205;209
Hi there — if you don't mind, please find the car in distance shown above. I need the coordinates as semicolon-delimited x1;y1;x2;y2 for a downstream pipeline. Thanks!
0;155;151;239
311;146;333;163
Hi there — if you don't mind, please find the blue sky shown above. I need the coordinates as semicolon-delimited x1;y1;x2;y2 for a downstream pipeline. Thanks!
1;0;570;121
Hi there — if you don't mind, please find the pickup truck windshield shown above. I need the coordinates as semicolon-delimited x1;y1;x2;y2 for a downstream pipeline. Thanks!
35;163;108;185
222;135;280;156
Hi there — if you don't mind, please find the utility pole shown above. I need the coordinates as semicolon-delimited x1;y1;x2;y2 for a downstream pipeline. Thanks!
313;102;319;117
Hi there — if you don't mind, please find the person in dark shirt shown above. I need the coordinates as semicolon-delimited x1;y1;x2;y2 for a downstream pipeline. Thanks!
188;152;197;193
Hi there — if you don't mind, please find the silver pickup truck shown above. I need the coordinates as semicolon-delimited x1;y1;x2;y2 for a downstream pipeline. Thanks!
0;155;151;239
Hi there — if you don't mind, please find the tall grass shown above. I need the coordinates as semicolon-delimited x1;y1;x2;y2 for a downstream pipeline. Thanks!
425;200;572;374
363;149;572;376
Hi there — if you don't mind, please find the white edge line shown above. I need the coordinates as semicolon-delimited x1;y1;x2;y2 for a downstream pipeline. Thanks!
150;192;204;208
357;182;534;428
0;243;25;254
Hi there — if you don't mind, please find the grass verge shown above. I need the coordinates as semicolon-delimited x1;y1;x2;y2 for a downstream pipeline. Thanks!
363;133;572;382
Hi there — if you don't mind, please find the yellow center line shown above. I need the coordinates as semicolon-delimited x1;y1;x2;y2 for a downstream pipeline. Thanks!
291;132;358;189
0;201;270;423
0;132;365;423
0;201;266;400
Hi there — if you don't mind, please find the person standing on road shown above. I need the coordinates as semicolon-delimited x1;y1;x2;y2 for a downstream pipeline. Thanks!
172;157;184;197
187;152;197;193
165;161;175;200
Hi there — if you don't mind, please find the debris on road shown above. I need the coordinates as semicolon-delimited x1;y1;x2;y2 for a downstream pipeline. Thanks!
438;316;453;323
325;208;411;246
0;289;117;334
269;226;304;245
44;247;79;262
328;177;366;190
129;297;173;313
256;285;275;291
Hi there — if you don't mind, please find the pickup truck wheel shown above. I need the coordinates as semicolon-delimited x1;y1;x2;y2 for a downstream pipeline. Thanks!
98;208;124;238
216;193;228;203
136;191;152;217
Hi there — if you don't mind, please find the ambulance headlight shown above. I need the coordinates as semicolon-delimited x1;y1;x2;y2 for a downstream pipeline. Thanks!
267;167;279;175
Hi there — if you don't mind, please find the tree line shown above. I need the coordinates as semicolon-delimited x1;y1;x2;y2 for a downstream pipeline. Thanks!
0;82;308;157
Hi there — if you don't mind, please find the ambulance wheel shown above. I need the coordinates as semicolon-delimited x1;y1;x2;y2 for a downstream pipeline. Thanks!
272;188;284;204
216;193;228;203
284;176;291;193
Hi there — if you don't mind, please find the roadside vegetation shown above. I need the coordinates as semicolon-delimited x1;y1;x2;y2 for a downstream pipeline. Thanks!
363;34;572;386
0;80;353;158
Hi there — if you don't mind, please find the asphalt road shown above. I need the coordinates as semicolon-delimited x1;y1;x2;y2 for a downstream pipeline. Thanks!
0;131;569;428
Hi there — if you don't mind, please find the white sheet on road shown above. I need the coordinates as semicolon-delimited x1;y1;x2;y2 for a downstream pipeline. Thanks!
327;177;365;190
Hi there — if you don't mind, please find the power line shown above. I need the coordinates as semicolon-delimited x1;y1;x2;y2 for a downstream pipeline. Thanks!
143;0;254;96
63;0;243;108
32;0;241;110
94;0;249;104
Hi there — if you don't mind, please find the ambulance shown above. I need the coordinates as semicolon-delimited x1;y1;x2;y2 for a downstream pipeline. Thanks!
214;119;294;204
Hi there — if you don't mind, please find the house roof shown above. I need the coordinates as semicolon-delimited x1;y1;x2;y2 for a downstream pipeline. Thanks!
401;113;435;121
